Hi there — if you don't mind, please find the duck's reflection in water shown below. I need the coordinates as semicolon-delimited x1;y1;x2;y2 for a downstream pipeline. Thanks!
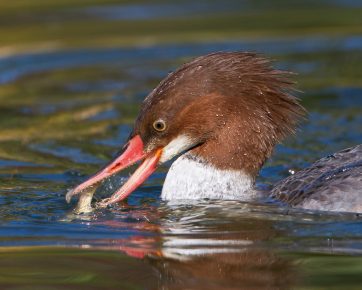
150;249;293;290
93;201;296;290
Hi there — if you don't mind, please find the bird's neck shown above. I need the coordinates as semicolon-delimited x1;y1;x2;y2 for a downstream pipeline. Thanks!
161;153;257;201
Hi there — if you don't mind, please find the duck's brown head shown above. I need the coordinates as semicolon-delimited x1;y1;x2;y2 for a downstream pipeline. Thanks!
66;52;305;206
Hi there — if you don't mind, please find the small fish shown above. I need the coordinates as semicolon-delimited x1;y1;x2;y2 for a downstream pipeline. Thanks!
66;186;96;214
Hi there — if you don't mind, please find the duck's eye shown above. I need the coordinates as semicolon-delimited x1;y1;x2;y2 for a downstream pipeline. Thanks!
153;119;167;132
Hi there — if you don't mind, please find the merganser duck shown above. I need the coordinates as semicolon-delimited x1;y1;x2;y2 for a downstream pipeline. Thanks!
66;52;362;213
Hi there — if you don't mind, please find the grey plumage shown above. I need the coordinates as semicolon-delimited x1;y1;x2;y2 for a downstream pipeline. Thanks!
271;144;362;213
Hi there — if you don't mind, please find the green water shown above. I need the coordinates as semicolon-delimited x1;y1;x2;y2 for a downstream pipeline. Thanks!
0;0;362;289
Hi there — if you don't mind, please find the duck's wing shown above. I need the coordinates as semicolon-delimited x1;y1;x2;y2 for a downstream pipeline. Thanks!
270;144;362;213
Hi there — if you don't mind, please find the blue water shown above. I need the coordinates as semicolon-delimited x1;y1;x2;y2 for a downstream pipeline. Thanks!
0;1;362;289
1;38;361;239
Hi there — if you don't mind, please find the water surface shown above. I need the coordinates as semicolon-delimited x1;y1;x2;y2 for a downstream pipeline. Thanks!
0;1;362;289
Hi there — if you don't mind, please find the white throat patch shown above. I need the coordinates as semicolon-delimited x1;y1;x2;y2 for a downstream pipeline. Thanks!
160;134;194;163
161;153;256;201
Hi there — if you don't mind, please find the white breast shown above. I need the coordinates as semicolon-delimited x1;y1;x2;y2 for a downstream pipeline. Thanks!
161;153;257;201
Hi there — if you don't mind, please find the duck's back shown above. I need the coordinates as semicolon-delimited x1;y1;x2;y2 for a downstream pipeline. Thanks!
270;144;362;213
